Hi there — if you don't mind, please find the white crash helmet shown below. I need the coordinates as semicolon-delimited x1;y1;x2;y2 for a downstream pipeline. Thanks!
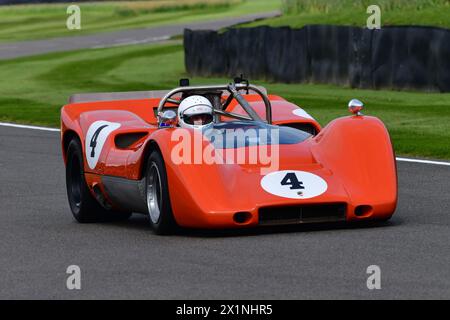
178;95;214;129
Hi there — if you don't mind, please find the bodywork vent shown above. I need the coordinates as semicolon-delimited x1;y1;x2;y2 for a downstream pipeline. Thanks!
259;203;346;226
281;123;317;135
115;132;147;149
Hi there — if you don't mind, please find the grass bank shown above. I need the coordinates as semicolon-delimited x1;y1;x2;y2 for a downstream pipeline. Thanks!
245;0;450;29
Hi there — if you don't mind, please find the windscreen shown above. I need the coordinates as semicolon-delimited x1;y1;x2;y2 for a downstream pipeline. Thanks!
202;121;311;149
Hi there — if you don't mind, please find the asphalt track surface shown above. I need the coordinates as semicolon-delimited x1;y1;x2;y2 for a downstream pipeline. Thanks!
0;11;279;60
0;124;449;299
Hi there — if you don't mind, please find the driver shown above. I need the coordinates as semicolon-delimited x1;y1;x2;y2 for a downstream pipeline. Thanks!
178;95;214;129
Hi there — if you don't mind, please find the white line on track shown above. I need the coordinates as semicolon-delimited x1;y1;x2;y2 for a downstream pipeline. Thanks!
0;122;60;132
1;122;449;167
395;157;450;166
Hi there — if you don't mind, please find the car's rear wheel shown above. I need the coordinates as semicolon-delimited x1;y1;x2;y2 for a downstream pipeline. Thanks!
145;150;177;234
66;138;131;222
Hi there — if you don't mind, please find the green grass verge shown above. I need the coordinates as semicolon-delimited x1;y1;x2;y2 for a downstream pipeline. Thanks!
245;0;450;29
0;42;449;159
0;0;281;43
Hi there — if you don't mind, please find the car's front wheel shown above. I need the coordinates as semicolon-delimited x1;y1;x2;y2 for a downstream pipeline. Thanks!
145;150;177;234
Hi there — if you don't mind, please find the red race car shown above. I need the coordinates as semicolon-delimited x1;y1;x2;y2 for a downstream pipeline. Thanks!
61;78;397;234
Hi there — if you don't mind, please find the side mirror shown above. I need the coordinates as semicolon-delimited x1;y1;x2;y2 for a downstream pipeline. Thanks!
348;99;364;116
158;110;178;128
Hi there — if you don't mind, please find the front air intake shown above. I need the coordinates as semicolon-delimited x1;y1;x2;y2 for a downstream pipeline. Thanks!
258;203;346;226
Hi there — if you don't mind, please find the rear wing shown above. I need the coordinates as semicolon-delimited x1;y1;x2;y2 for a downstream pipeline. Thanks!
68;90;176;104
68;87;268;104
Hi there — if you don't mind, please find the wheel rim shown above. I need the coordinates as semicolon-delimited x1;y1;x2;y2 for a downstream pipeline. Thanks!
147;163;162;224
69;154;82;208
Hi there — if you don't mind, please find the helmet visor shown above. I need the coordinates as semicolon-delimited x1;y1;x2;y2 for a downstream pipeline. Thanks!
183;113;213;126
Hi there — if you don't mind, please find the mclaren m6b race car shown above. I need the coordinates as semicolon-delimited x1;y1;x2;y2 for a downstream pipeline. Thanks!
61;78;397;234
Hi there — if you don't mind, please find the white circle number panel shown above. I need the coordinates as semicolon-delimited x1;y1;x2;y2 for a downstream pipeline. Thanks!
261;170;328;199
85;120;121;170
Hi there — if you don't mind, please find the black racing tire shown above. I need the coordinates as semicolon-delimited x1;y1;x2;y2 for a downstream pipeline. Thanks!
66;138;131;223
145;150;177;235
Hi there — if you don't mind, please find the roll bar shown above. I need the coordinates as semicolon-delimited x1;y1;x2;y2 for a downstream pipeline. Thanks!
156;83;272;124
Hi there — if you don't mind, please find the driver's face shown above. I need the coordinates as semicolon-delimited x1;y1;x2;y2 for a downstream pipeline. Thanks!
190;114;211;125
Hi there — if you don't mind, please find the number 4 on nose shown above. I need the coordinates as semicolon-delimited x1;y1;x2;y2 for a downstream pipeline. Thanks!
280;172;305;190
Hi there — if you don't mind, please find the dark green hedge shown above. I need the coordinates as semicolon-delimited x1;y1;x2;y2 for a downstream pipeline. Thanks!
184;25;450;92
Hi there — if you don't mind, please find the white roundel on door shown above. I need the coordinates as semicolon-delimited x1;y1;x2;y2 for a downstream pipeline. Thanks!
261;170;327;199
85;121;121;170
